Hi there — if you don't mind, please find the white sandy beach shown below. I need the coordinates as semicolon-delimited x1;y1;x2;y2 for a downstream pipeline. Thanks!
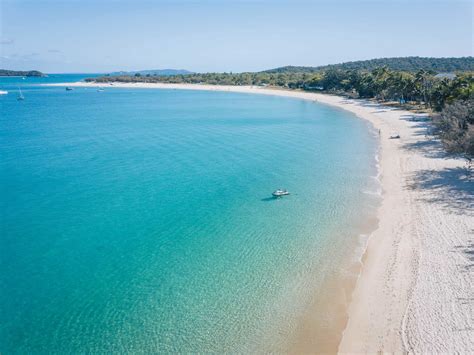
48;81;473;353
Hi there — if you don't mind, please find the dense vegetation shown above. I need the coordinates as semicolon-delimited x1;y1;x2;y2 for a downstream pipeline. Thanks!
110;69;193;76
302;68;473;109
0;69;45;77
88;57;474;157
433;98;474;157
88;71;313;87
265;56;474;73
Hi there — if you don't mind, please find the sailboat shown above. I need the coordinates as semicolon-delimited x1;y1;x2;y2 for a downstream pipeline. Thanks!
17;87;25;101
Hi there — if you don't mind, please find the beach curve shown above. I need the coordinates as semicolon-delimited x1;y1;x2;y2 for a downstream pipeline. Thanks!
45;81;473;353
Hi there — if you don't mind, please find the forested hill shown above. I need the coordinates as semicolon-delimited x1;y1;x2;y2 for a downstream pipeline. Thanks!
265;57;474;73
0;69;45;77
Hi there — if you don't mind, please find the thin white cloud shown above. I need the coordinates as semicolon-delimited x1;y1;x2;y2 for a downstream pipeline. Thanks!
48;49;61;53
0;39;14;45
5;53;41;61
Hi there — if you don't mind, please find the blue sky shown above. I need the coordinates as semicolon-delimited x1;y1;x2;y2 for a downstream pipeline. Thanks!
1;0;472;73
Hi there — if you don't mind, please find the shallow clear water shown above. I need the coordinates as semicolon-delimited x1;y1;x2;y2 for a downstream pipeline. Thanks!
0;75;379;352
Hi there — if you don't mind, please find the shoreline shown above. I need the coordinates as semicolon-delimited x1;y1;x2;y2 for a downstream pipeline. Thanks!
46;81;473;353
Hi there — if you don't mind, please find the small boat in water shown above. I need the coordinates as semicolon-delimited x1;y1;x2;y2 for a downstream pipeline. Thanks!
97;88;104;92
0;90;8;95
66;87;73;91
272;189;290;197
17;87;25;101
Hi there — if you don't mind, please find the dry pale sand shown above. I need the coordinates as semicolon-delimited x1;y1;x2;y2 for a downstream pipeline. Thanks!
48;82;474;353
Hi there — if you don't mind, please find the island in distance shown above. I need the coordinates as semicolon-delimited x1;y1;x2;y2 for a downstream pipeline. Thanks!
0;69;46;77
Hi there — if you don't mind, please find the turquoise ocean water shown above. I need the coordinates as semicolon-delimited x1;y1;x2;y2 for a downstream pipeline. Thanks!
0;75;379;352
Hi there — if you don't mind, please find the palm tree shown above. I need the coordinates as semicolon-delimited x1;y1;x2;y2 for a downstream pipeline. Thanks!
415;69;435;106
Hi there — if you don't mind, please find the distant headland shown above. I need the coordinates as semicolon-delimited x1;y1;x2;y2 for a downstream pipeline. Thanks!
0;69;46;77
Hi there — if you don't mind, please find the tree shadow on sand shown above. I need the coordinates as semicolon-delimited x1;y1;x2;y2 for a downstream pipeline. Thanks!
340;99;402;112
408;167;473;215
399;117;448;159
399;113;431;122
402;137;448;159
453;239;474;272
